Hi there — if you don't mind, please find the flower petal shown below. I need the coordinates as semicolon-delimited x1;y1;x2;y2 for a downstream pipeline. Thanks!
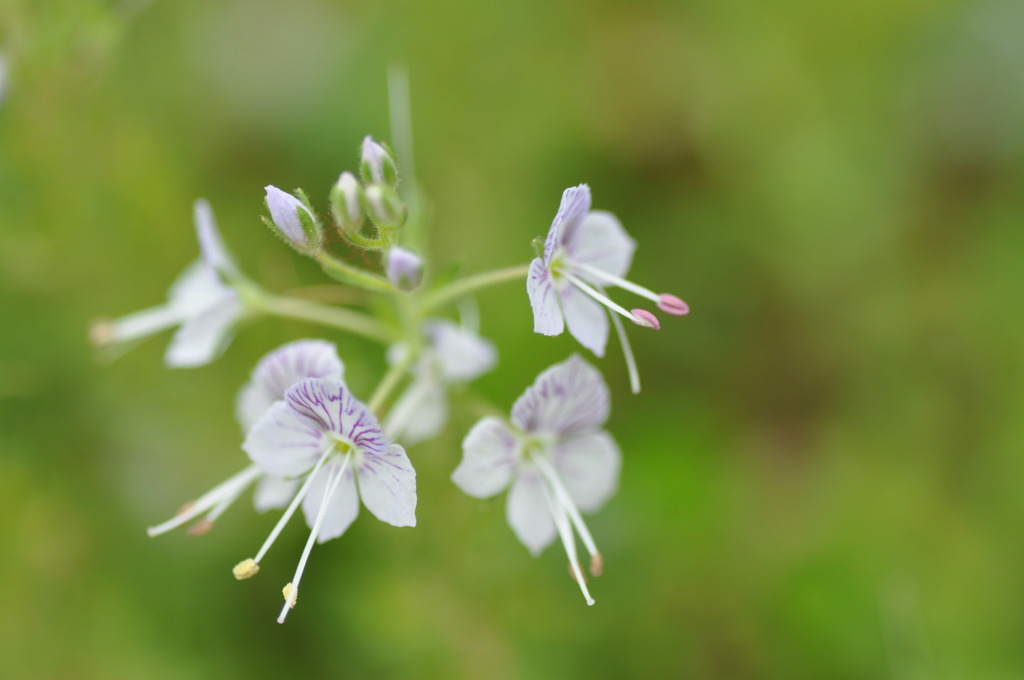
389;381;448;445
252;474;301;512
527;258;565;337
243;400;325;478
164;293;241;368
451;417;520;498
285;378;387;458
301;459;359;543
426;320;497;383
506;468;556;556
357;444;417;527
193;199;238;280
560;285;609;357
236;340;345;430
552;431;621;513
510;354;610;436
565;210;636;280
543;184;592;263
166;260;225;315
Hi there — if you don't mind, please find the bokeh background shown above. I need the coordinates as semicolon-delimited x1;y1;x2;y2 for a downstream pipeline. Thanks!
2;0;1023;678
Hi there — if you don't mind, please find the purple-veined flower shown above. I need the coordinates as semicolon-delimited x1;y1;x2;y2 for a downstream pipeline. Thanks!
527;184;688;393
385;319;497;445
237;377;416;623
146;340;345;538
89;200;246;368
451;354;621;606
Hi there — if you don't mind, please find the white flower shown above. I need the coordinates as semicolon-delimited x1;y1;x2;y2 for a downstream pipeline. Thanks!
527;184;688;392
90;200;245;368
385;319;497;445
239;377;416;622
452;354;621;606
146;340;345;537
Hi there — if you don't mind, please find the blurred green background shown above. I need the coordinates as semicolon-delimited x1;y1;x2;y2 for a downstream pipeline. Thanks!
2;0;1023;678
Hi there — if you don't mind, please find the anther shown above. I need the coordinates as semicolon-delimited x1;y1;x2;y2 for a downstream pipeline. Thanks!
630;309;660;330
175;501;196;517
187;518;214;536
87;319;115;346
657;294;689;316
282;583;297;609
232;558;260;580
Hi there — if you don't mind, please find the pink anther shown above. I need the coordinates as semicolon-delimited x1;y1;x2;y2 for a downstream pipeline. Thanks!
657;294;689;316
631;308;661;330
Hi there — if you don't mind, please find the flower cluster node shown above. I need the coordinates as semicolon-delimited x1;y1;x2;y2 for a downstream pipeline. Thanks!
110;125;687;621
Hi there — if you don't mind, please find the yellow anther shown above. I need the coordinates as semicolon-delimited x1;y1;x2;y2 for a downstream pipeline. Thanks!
282;583;297;608
232;558;260;580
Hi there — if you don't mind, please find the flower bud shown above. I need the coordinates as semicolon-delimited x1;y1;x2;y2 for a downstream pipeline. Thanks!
263;186;322;253
329;171;365;235
364;184;406;229
385;246;423;291
359;136;399;187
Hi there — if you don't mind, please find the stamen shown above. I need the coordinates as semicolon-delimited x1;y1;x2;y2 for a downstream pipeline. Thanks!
540;478;595;606
147;464;262;537
186;518;215;536
277;455;351;624
533;455;602;564
568;260;661;304
561;271;648;325
282;583;297;609
251;453;332;565
91;304;185;346
630;309;660;330
590;554;604;577
657;294;689;316
608;309;641;394
233;558;260;580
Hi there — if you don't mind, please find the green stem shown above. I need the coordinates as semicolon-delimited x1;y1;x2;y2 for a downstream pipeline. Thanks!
339;230;387;251
314;251;395;293
422;263;532;313
368;351;415;414
257;294;393;344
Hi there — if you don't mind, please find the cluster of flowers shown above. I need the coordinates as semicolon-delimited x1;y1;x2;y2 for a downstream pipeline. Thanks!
93;136;688;622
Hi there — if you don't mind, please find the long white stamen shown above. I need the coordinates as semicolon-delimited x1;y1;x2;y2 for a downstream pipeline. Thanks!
561;271;642;324
147;464;262;537
253;453;331;564
608;306;641;394
569;260;660;303
533;455;600;561
98;304;186;345
540;479;594;606
277;455;351;624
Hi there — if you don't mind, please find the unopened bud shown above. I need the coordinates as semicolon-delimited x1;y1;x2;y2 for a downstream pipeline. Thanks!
232;558;260;580
630;308;660;330
329;171;365;235
385;246;423;291
364;184;406;228
359;136;399;187
657;293;689;316
263;185;322;253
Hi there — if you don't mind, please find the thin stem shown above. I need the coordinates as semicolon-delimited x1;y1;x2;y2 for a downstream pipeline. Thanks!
422;264;531;313
314;251;395;294
369;351;416;414
339;230;387;251
257;294;393;344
